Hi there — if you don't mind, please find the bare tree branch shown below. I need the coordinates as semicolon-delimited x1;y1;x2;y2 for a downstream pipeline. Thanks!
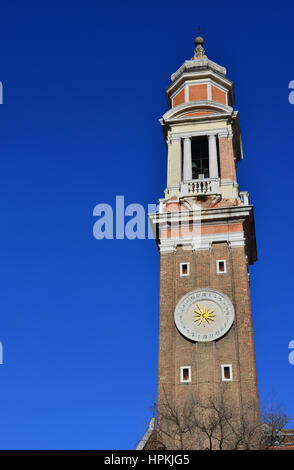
154;388;285;450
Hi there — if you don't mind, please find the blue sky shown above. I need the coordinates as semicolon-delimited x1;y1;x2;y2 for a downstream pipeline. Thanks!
0;0;293;450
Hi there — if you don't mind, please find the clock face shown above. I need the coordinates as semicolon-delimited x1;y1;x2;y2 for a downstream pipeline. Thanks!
174;288;235;342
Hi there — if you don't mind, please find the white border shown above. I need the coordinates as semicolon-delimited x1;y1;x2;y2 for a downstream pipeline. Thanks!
221;364;233;382
180;366;191;383
216;259;227;274
180;262;190;277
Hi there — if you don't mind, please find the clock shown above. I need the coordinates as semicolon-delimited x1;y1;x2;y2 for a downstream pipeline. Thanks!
174;288;235;342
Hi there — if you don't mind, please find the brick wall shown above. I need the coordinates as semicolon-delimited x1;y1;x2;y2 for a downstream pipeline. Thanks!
157;242;260;448
218;136;236;181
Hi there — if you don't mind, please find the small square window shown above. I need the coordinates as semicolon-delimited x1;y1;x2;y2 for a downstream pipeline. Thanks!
180;263;190;277
221;364;232;382
180;366;191;383
217;260;227;274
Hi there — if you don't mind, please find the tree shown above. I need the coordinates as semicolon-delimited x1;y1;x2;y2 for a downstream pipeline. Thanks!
155;388;263;450
261;401;290;448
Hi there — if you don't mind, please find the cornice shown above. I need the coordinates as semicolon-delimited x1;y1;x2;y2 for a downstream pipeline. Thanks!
167;127;233;143
149;204;257;264
170;59;227;83
149;205;253;225
159;232;246;253
162;100;233;122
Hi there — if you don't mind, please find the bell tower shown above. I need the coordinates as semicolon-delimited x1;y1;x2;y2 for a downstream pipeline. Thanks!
148;35;260;450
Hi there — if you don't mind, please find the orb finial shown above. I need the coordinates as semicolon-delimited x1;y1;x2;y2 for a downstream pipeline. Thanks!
193;27;206;59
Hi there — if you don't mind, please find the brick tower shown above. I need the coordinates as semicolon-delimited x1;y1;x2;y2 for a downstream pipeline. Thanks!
148;35;260;450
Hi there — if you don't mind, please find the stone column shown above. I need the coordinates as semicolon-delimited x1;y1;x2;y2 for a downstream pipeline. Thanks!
208;134;219;178
167;137;182;187
183;137;192;181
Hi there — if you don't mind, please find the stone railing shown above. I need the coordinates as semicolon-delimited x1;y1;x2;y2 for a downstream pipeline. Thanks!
180;178;220;197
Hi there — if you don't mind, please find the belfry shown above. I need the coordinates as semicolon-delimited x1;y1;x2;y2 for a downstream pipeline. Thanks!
140;34;261;450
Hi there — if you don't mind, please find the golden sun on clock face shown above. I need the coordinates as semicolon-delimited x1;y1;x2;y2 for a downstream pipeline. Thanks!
194;304;216;327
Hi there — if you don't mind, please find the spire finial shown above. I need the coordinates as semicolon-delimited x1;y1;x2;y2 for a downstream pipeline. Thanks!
193;28;206;59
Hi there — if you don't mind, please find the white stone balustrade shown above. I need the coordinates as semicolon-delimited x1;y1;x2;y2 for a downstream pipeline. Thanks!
239;191;250;205
180;178;220;197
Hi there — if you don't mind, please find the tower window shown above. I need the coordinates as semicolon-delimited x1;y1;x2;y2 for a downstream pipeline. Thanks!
221;364;232;382
180;366;191;383
191;137;209;179
180;262;190;277
216;260;227;274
